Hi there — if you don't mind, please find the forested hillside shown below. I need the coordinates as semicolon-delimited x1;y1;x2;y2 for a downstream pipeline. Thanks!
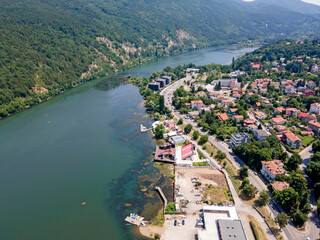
1;0;320;116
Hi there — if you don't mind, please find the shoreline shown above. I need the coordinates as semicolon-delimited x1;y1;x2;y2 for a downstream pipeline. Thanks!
0;42;260;121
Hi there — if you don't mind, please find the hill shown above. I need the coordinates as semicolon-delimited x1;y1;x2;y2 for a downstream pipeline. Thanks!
1;0;320;116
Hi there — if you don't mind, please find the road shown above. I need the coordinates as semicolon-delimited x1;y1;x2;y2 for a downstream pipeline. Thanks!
161;75;319;240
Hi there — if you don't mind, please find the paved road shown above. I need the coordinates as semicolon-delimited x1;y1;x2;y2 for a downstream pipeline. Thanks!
161;76;320;240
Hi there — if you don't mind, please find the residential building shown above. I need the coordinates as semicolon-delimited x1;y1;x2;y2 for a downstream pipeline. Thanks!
233;115;244;123
148;82;160;91
274;107;284;115
271;116;287;125
300;131;314;136
217;113;229;122
214;79;238;89
162;76;172;85
275;125;286;132
285;107;299;117
307;80;316;88
285;85;295;94
231;133;251;146
304;89;315;97
221;99;232;107
254;129;268;141
260;88;267;95
260;160;285;182
282;130;302;148
310;103;320;114
195;91;206;98
191;100;203;108
227;108;237;115
229;70;245;78
271;181;289;191
299;113;317;123
309;120;320;133
155;78;166;88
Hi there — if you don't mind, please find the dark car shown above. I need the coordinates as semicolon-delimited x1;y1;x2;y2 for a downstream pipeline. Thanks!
174;220;177;226
182;220;185;225
182;204;188;208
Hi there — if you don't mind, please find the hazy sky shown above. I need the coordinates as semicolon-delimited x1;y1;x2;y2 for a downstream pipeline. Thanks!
243;0;320;6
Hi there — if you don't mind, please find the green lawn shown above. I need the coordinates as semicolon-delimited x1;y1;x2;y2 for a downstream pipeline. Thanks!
297;135;315;147
262;120;270;124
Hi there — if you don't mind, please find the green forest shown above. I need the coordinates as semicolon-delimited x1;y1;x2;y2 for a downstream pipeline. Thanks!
1;0;320;116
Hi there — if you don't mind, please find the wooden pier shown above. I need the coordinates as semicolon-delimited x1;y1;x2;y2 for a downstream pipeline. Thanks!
155;186;168;214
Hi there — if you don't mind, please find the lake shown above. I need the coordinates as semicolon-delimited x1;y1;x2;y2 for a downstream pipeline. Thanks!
0;45;256;240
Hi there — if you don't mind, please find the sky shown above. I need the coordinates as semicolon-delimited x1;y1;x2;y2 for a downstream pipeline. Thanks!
242;0;320;6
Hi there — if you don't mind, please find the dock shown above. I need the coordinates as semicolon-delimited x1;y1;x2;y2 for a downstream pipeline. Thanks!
140;124;152;133
155;186;168;214
124;213;146;226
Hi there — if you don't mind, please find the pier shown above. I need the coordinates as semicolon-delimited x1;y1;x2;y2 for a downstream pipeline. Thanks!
155;186;168;214
140;124;152;133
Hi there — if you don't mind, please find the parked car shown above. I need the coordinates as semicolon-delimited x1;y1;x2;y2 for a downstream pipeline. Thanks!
174;220;177;226
181;210;187;214
182;205;188;208
182;220;185;225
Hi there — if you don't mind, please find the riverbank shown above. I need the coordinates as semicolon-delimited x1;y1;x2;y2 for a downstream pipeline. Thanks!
0;43;258;120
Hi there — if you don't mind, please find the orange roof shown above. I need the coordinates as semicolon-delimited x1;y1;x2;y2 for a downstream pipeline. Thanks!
272;117;286;124
191;100;203;104
275;125;286;132
311;103;320;107
275;107;284;112
309;120;320;128
217;113;229;121
283;130;301;142
222;99;232;103
271;181;289;191
261;160;285;175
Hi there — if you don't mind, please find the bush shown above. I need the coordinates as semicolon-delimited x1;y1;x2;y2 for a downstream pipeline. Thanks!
193;131;200;140
177;118;183;125
154;233;160;239
250;221;260;240
165;202;176;214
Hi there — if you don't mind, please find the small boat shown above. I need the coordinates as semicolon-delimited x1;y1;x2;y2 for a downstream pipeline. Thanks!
81;202;87;206
124;213;146;226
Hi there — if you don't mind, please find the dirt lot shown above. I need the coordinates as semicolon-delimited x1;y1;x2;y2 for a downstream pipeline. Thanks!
162;168;232;239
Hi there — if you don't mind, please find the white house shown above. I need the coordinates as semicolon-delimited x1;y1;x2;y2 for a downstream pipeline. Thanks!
260;160;285;182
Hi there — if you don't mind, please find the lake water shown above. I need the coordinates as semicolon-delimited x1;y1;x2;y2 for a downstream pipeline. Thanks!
0;45;256;240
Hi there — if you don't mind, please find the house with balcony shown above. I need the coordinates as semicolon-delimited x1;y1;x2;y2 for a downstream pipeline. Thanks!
260;160;285;182
231;133;251;146
310;103;320;114
254;129;268;141
281;130;302;149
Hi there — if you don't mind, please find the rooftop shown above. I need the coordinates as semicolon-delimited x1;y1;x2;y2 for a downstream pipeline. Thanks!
218;113;229;121
271;181;289;191
261;160;285;175
283;130;301;142
171;135;186;145
218;219;247;240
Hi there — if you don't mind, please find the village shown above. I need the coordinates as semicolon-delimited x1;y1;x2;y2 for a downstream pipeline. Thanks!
139;43;320;240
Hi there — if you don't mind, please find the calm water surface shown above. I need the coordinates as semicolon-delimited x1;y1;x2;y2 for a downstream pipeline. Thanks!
0;46;255;240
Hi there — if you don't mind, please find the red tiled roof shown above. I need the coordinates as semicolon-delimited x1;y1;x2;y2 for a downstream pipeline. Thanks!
217;113;229;121
191;100;203;104
262;160;285;175
283;130;301;142
309;120;320;128
272;117;286;124
271;181;289;191
299;113;308;118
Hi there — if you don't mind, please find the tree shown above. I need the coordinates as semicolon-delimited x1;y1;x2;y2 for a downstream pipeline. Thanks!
313;140;320;153
158;95;165;114
215;81;221;90
241;178;250;189
258;191;270;206
289;172;308;197
242;183;257;199
311;152;320;162
292;210;308;228
306;161;320;184
193;131;200;140
154;233;160;239
317;198;320;215
184;124;193;134
273;187;299;213
177;118;183;125
199;135;208;145
276;213;288;229
154;125;165;139
286;153;303;171
314;182;320;199
239;166;249;179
